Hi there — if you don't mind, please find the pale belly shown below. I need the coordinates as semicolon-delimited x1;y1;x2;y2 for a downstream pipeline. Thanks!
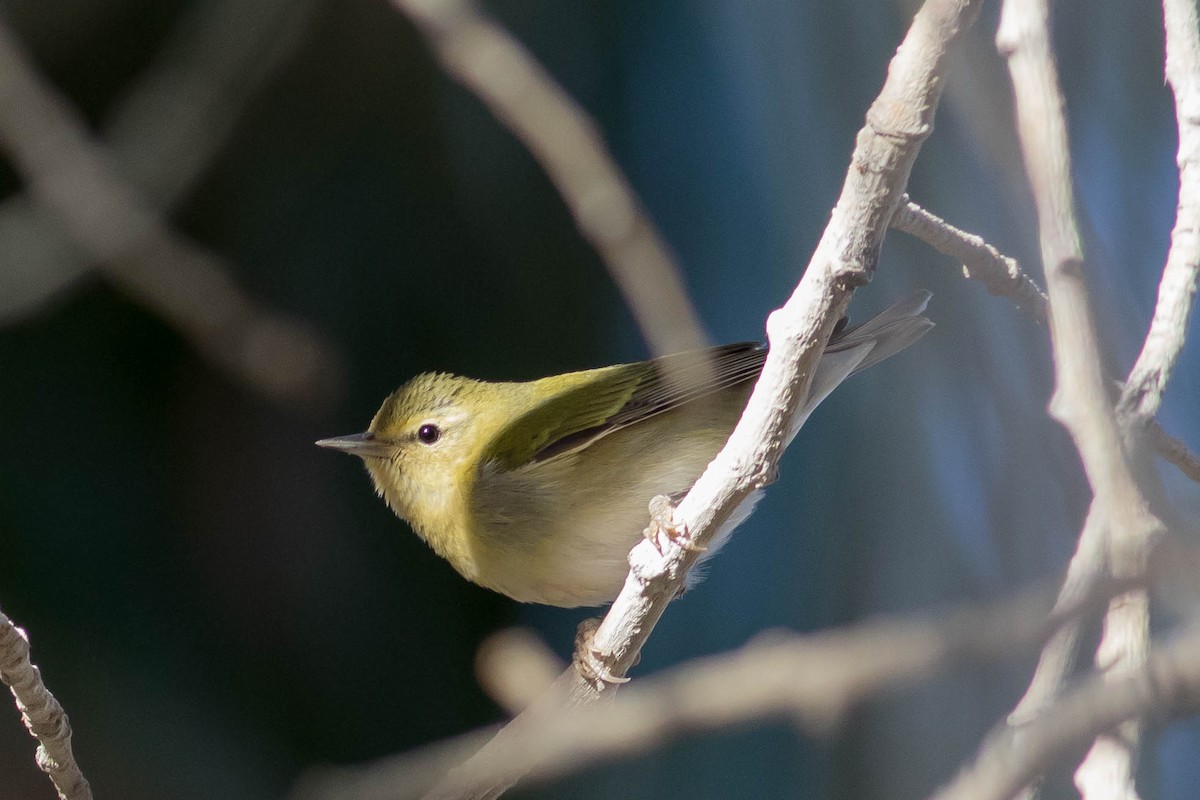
468;398;749;606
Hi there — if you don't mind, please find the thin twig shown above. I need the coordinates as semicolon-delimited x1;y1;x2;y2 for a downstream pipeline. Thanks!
389;0;707;357
404;1;982;797
890;197;1200;487
1150;419;1200;484
0;609;91;800
0;15;339;407
891;196;1048;320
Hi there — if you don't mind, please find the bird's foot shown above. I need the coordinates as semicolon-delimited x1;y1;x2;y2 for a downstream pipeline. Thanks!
643;494;705;555
572;618;629;690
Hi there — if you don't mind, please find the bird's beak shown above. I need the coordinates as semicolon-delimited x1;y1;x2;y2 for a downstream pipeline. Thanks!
315;432;393;458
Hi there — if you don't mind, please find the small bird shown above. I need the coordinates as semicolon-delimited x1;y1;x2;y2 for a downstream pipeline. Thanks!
318;292;932;607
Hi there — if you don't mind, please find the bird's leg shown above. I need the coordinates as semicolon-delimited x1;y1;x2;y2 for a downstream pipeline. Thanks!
572;618;630;689
643;493;706;555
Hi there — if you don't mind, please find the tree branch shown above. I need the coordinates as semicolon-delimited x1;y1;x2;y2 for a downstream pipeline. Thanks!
997;2;1167;796
930;625;1200;800
393;1;983;797
1117;0;1200;427
0;608;91;800
890;197;1200;489
387;0;707;357
292;576;1139;800
0;15;339;407
891;196;1048;320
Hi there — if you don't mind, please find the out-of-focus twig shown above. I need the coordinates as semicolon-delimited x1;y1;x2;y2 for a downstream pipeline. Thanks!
929;625;1200;800
389;0;707;357
0;16;339;407
1150;420;1200;484
0;608;91;800
1006;504;1103;729
291;725;504;800
474;628;563;715
998;2;1165;798
291;575;1141;800
104;0;319;207
0;0;319;323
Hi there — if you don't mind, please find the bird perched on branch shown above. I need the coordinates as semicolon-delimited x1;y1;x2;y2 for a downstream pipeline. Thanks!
319;291;932;607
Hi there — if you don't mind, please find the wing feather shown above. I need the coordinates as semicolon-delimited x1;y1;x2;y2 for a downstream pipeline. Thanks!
520;343;766;465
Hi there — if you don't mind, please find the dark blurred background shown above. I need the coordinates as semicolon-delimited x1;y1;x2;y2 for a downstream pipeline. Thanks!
0;1;1197;798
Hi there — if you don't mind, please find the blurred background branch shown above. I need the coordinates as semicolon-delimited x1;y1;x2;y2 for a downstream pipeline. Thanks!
932;623;1200;800
0;5;339;406
998;0;1162;795
388;0;706;357
291;575;1137;800
0;0;319;326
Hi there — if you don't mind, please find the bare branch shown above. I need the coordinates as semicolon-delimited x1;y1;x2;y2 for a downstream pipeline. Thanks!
0;0;318;323
0;609;91;800
996;0;1149;529
401;1;982;797
997;1;1167;795
892;196;1048;320
0;16;339;406
587;0;982;694
930;626;1200;800
1006;504;1104;730
892;197;1200;488
388;0;707;356
293;577;1137;800
1117;0;1200;426
1149;419;1200;484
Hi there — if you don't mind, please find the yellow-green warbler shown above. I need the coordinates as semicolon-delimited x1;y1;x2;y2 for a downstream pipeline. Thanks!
318;291;932;607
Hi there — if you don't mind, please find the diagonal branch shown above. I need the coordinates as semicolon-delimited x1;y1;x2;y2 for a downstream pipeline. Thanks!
891;196;1048;320
890;197;1200;487
388;0;707;357
1149;419;1200;484
403;1;984;797
292;575;1139;800
0;16;339;406
0;608;91;800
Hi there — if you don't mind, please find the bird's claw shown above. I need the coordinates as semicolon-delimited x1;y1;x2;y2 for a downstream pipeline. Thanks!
572;618;629;689
643;495;705;555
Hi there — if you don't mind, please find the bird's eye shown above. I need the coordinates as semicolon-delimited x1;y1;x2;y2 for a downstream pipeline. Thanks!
417;423;441;444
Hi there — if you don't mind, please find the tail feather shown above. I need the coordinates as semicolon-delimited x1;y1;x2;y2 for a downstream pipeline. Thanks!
841;290;934;374
788;290;933;442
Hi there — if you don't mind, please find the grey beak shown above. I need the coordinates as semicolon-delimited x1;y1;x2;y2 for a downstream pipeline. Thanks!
315;432;393;458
